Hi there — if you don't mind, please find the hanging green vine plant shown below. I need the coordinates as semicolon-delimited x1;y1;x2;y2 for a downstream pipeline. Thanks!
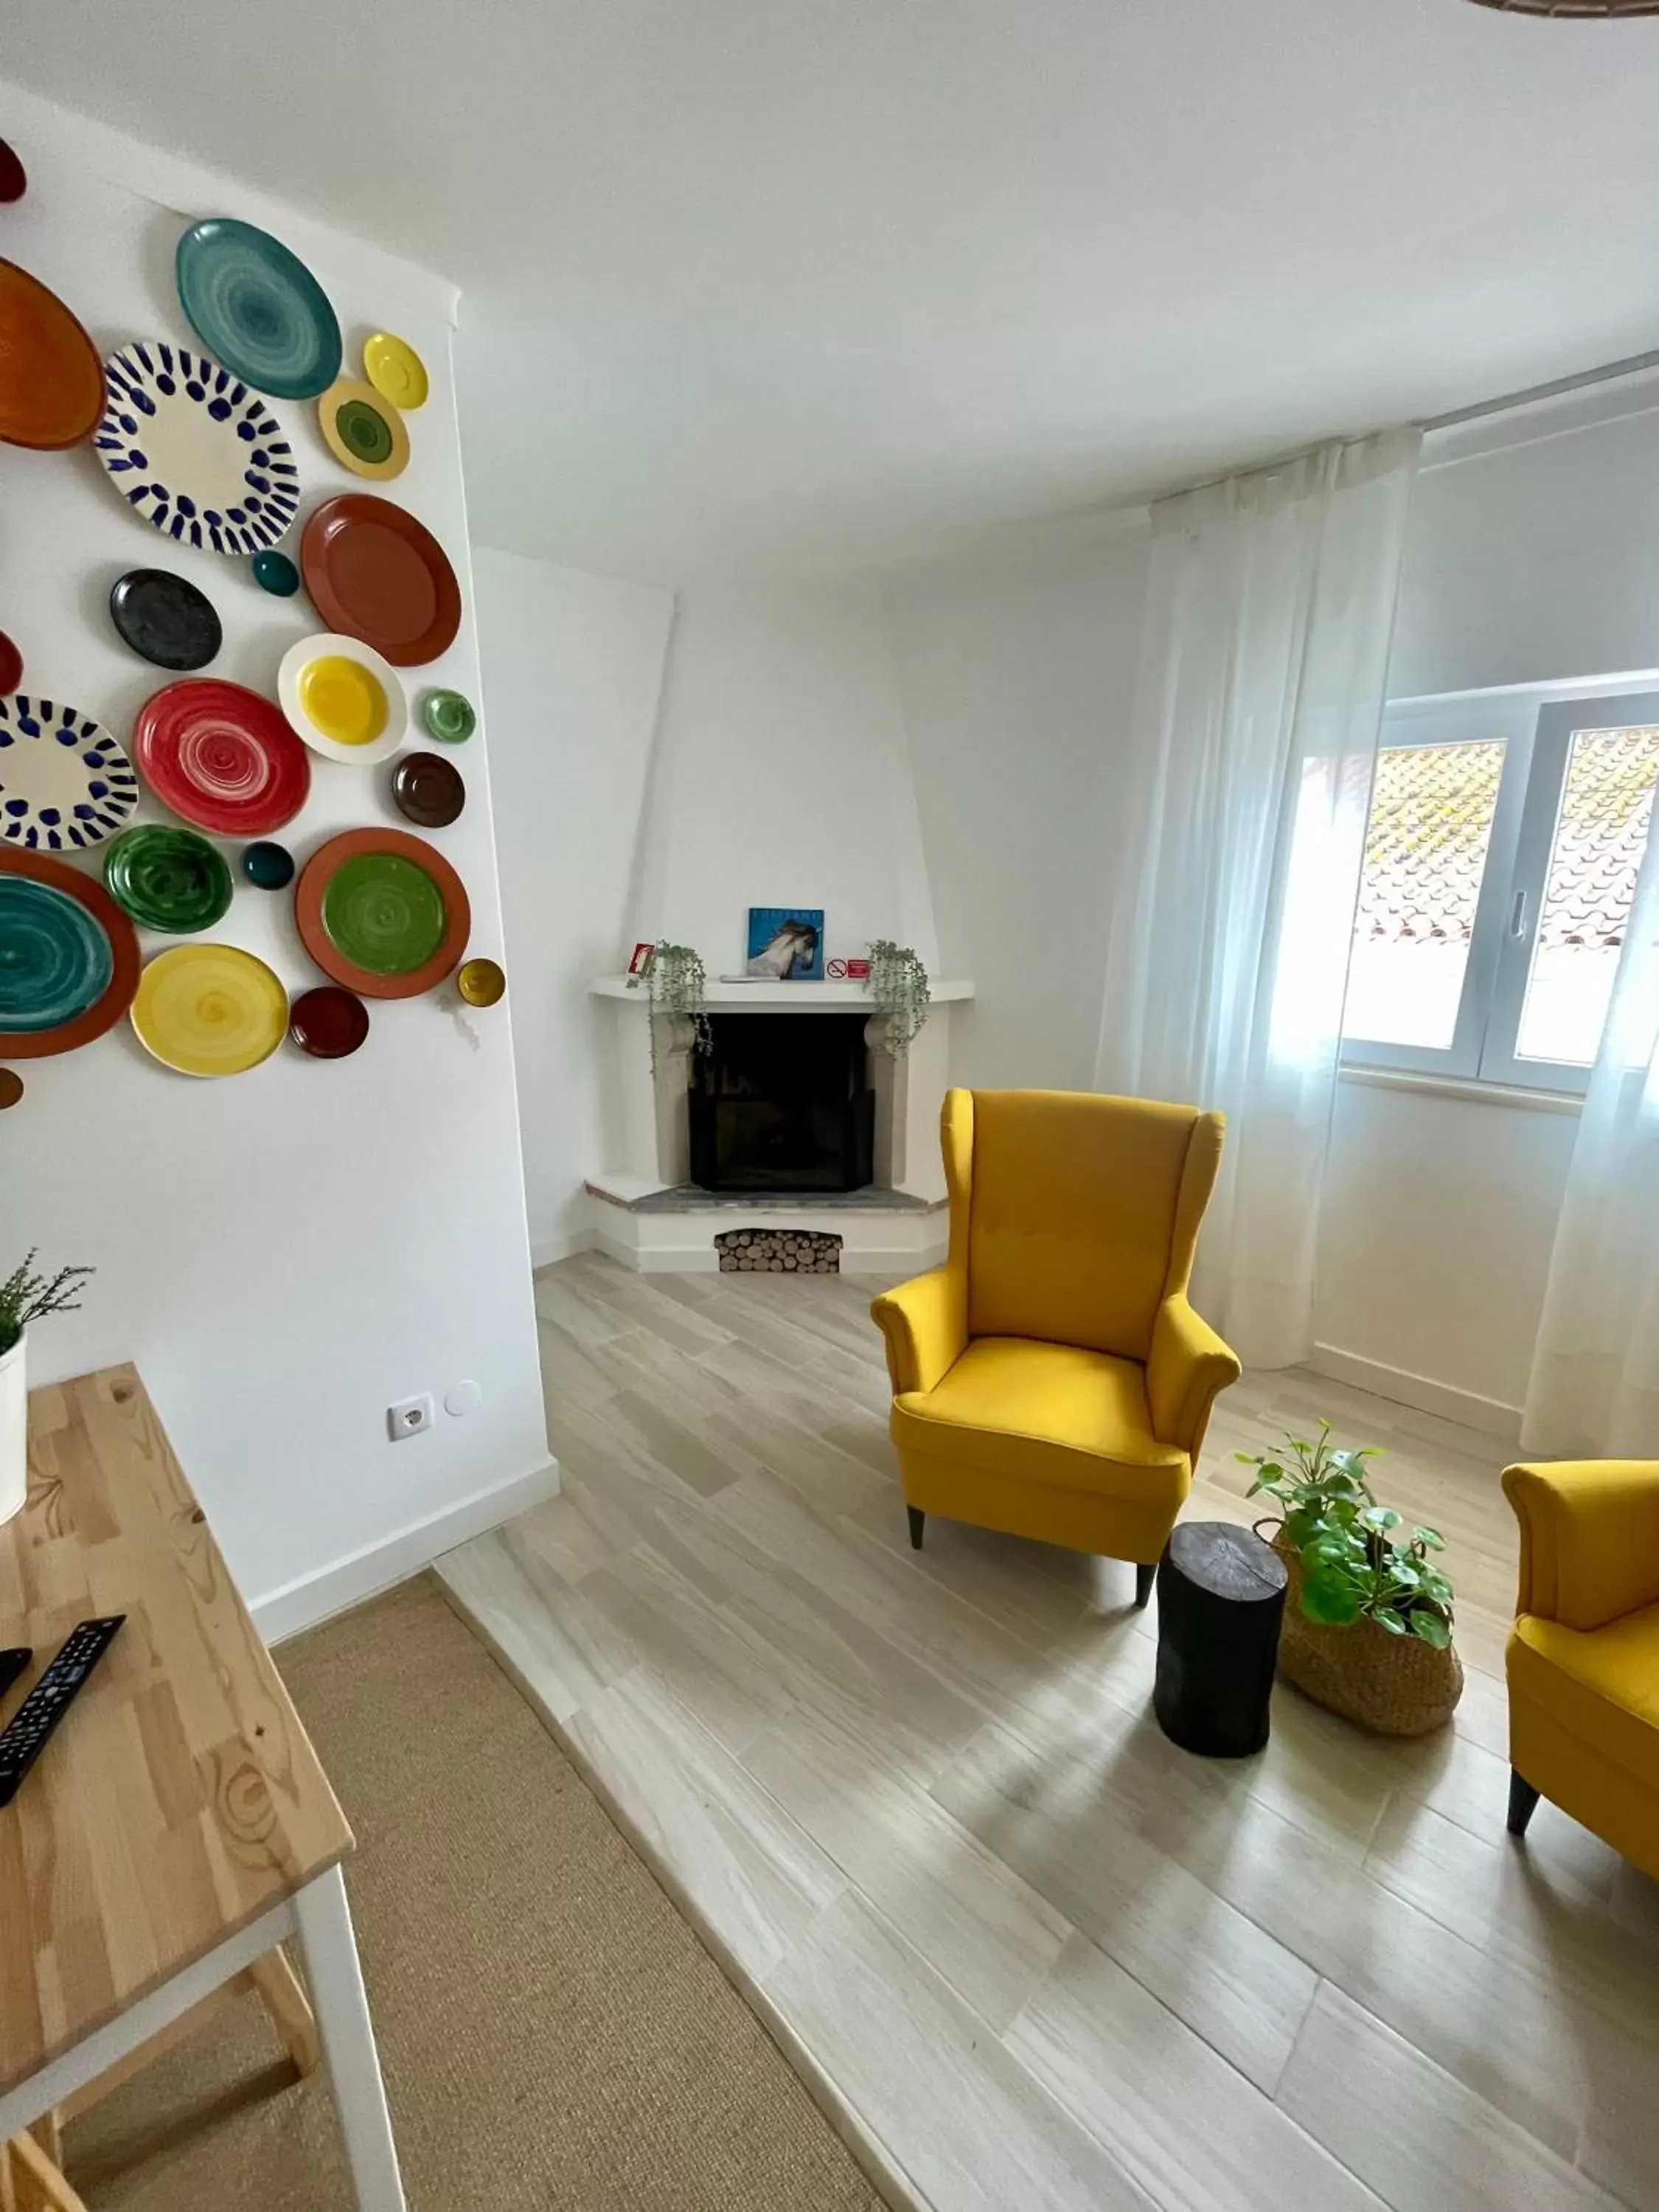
647;941;712;1071
866;940;931;1057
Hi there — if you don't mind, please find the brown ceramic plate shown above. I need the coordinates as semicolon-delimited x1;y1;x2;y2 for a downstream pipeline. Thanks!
0;849;141;1056
0;259;105;449
294;826;470;1001
289;984;370;1060
300;493;462;667
389;750;465;829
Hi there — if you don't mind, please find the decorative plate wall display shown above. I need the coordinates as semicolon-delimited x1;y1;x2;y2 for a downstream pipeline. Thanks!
131;942;288;1077
0;695;139;852
0;259;104;449
296;827;470;1000
175;218;342;400
133;679;311;835
108;569;222;672
102;825;233;934
317;377;409;481
95;343;302;555
300;495;462;667
389;750;464;828
0;849;141;1057
277;633;408;765
289;984;369;1060
362;333;428;410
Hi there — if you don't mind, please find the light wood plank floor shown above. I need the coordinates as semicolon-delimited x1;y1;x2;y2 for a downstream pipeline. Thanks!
438;1252;1659;2212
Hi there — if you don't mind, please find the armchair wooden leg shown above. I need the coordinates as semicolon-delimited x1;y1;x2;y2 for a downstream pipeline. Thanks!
906;1506;925;1551
1507;1769;1541;1837
7;2131;90;2212
1135;1562;1156;1610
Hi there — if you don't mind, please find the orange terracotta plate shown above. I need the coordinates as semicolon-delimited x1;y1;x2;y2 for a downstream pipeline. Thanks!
294;827;470;1001
0;259;104;449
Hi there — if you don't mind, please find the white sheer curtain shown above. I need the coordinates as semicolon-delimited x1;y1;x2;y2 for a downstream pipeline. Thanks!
1096;429;1420;1371
1523;822;1659;1455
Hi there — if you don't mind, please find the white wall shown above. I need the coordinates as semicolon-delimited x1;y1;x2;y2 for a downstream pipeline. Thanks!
884;514;1150;1091
472;547;674;1262
1317;1082;1577;1417
0;82;549;1630
626;578;938;976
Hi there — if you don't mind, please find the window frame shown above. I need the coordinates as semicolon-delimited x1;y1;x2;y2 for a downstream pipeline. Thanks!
1340;686;1659;1095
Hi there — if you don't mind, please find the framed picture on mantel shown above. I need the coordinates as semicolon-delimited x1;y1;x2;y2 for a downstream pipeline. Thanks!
745;908;824;981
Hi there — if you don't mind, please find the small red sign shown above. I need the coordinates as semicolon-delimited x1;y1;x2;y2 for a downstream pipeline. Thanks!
844;957;871;980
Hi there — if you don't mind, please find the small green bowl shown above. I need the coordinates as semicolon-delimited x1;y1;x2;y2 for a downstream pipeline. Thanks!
420;688;476;744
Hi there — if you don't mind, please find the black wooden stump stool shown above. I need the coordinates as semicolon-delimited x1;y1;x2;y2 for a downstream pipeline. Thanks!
1153;1521;1287;1758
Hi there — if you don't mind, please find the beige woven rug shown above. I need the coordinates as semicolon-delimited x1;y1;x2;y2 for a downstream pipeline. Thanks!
64;1574;883;2212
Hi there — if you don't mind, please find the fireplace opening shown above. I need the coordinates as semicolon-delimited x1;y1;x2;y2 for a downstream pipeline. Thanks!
688;1013;875;1193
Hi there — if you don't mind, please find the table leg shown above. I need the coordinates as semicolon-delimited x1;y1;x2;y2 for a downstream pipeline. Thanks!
292;1867;404;2212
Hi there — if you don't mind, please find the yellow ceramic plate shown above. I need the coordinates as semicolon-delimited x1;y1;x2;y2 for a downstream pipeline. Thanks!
131;943;288;1078
316;375;411;480
362;331;428;411
457;956;505;1008
277;632;408;764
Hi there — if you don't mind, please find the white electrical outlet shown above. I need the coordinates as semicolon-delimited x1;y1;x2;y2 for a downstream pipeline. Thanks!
387;1394;434;1442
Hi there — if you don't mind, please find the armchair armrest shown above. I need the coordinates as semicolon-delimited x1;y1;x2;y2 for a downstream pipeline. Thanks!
1502;1459;1659;1631
870;1268;967;1399
1147;1295;1240;1457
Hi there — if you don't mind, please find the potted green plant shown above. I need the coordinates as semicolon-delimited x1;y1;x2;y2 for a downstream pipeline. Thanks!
865;940;931;1057
646;941;712;1073
1;1250;94;1524
1240;1422;1462;1736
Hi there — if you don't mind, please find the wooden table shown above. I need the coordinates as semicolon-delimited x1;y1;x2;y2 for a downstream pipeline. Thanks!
0;1366;404;2210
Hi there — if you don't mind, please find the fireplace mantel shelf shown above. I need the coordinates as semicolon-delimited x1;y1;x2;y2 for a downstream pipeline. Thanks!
590;975;974;1012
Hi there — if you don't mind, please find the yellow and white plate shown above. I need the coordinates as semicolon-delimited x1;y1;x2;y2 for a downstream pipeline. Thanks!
316;375;410;480
277;632;408;765
131;942;288;1077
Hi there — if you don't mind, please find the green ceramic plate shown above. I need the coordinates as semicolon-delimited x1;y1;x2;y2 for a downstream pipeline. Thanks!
420;688;476;744
321;852;446;975
103;826;233;934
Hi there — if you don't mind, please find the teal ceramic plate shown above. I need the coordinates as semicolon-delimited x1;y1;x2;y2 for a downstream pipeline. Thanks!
0;874;112;1031
175;218;342;400
103;825;233;933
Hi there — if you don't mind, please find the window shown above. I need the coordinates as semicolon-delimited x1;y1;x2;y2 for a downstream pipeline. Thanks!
1341;689;1659;1093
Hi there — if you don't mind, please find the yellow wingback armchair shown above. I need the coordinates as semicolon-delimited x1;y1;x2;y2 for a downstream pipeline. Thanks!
870;1088;1240;1607
1502;1458;1659;1879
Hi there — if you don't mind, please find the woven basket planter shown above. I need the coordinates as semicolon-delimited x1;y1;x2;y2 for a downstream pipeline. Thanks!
1267;1528;1464;1737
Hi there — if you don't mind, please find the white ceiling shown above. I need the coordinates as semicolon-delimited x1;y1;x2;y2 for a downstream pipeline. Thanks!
11;0;1659;580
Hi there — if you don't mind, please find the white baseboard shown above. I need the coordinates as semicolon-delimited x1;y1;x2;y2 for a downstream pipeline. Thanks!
252;1455;561;1645
1309;1343;1522;1444
531;1229;594;1270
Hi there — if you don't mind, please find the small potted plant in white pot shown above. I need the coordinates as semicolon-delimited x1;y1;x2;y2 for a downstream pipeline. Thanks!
1;1251;94;1524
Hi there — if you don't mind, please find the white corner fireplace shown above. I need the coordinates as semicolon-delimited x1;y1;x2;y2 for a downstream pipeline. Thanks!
584;975;973;1272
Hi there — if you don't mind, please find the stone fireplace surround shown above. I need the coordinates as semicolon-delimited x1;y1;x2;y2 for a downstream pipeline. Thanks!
584;975;973;1272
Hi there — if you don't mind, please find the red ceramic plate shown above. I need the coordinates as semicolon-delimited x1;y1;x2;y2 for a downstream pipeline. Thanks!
294;827;470;1001
0;849;140;1057
0;632;21;695
133;679;312;836
289;984;370;1060
301;494;462;667
0;259;104;449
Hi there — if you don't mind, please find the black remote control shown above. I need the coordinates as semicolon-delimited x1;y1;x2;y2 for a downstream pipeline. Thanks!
0;1648;30;1703
0;1618;124;1808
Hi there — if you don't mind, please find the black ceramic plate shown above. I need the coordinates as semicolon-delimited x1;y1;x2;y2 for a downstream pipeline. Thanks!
109;568;222;672
389;750;465;829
